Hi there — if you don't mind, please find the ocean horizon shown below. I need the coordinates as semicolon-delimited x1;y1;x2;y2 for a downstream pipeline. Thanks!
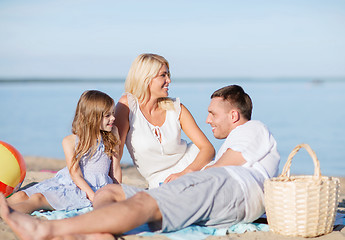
1;77;344;177
1;76;345;84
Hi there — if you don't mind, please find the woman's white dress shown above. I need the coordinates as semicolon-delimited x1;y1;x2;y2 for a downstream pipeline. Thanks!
125;93;199;188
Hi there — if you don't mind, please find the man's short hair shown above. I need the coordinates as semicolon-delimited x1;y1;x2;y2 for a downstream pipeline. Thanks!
211;85;252;120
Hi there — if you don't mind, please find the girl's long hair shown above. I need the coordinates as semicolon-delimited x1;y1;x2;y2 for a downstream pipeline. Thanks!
125;53;174;110
71;90;120;170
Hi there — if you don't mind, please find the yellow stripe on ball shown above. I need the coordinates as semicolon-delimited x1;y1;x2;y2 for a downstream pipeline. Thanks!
0;144;21;188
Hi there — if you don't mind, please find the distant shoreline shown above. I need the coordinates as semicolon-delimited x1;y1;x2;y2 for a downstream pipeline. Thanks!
1;77;345;84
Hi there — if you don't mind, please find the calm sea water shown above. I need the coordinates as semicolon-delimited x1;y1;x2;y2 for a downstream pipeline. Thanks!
1;79;344;177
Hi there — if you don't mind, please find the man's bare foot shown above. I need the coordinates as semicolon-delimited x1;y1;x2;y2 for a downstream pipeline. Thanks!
0;193;51;240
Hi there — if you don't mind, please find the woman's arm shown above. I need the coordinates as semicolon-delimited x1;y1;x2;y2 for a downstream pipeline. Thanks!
164;104;215;183
62;135;96;202
114;95;130;160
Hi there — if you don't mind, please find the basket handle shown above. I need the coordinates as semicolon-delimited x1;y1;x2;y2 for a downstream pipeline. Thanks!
279;143;321;179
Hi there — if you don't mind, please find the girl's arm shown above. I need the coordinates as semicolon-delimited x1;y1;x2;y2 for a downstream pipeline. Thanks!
114;95;130;160
110;152;122;184
62;135;96;202
164;104;215;183
109;127;122;183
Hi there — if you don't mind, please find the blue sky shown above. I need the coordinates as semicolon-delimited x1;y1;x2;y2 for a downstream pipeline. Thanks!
1;0;344;79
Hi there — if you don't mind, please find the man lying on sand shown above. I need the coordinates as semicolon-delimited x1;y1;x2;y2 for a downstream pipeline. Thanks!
0;85;280;240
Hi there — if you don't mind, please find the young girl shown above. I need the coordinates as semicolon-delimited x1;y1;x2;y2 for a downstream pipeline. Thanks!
7;90;121;213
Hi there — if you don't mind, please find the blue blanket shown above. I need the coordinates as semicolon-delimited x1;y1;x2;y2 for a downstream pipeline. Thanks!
131;223;269;240
32;208;345;240
32;207;93;220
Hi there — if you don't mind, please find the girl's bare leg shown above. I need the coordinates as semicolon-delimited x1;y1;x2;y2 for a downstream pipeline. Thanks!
8;193;54;214
93;184;126;209
7;191;29;204
1;192;162;240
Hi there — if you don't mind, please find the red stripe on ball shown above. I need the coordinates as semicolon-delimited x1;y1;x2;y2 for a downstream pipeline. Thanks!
0;181;14;197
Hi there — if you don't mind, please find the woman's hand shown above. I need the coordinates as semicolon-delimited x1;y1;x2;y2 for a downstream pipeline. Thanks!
164;173;182;184
163;169;193;184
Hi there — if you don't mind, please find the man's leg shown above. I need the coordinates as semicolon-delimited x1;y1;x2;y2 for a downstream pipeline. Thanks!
0;192;162;240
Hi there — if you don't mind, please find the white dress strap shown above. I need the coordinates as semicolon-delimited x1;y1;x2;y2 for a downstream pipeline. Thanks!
172;97;181;120
125;93;137;110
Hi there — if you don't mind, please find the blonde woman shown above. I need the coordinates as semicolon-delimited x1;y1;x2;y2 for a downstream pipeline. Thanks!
115;53;215;188
6;90;121;213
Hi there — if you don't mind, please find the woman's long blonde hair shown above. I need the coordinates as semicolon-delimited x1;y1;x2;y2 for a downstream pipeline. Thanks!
125;53;174;110
71;90;120;170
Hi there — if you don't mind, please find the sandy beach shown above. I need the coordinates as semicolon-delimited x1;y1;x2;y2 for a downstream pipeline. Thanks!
1;156;345;240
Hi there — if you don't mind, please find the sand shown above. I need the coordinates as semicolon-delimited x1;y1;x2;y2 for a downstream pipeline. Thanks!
1;156;345;240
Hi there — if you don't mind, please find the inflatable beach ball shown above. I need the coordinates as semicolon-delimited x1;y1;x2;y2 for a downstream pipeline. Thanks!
0;141;26;197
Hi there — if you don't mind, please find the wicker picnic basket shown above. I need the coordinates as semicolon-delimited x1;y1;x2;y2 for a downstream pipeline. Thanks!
264;143;340;237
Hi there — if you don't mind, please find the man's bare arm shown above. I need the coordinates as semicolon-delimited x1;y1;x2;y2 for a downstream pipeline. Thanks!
206;148;246;169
